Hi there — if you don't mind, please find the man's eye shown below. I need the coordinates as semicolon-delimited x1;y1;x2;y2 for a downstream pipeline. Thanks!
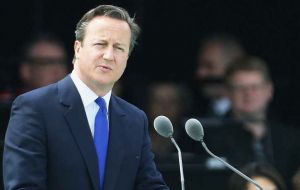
95;43;105;46
116;47;124;51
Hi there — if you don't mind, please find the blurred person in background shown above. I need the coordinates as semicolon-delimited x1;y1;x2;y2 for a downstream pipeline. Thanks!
146;81;195;163
193;34;245;118
206;56;300;188
293;168;300;190
225;56;273;141
0;33;69;143
18;33;69;94
228;162;287;190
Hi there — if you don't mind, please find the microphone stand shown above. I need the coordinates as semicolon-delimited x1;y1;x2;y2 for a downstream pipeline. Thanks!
170;137;185;190
201;140;264;190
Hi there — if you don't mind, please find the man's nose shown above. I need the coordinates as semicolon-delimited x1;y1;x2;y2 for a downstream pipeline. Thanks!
103;46;114;61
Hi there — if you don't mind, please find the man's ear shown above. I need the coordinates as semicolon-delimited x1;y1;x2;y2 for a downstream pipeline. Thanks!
20;63;31;84
74;40;82;60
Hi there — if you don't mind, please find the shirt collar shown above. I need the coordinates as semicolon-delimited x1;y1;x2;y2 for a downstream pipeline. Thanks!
70;71;111;110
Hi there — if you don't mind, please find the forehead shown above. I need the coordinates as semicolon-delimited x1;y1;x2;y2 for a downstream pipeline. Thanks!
251;176;277;189
230;71;265;82
85;16;131;41
30;41;65;58
153;85;178;96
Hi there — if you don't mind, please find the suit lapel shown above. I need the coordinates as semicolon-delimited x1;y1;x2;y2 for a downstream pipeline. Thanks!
104;95;126;190
58;76;100;190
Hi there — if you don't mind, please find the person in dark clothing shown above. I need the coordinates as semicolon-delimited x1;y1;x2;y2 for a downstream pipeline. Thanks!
204;56;300;188
193;34;245;117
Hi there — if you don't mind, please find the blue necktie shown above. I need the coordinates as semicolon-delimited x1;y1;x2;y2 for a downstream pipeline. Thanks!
94;97;109;190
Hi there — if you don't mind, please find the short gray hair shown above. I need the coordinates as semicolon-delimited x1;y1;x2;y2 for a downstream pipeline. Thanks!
75;4;140;54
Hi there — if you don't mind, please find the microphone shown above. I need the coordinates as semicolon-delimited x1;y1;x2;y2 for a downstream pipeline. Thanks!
185;118;264;190
153;115;185;190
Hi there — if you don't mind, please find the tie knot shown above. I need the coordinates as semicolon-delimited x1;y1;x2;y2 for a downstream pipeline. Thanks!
95;97;107;113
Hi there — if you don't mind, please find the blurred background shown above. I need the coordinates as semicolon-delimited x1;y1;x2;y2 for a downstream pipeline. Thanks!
1;0;300;189
1;0;300;124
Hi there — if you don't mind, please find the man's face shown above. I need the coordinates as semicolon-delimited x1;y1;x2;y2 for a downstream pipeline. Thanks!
247;176;277;190
149;84;181;123
195;43;228;99
228;71;273;117
21;41;68;89
74;16;131;95
196;43;226;80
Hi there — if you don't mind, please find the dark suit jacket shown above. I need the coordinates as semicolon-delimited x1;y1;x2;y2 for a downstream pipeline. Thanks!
204;119;300;181
3;76;169;190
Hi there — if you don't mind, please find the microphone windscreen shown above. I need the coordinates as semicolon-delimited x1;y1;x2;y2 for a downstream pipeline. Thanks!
185;118;204;141
153;115;174;138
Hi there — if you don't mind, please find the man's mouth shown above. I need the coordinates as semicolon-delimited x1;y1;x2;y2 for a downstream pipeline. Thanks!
98;65;112;71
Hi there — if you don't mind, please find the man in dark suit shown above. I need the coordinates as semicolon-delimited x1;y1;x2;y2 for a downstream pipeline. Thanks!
3;5;169;190
205;56;300;188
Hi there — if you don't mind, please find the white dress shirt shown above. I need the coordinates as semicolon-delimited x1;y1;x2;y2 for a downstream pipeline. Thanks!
70;71;111;136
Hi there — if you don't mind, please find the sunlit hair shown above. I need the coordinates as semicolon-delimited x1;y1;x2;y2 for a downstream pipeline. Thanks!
75;4;140;54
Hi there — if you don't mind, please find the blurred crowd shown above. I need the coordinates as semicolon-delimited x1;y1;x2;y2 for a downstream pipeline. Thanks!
1;32;300;190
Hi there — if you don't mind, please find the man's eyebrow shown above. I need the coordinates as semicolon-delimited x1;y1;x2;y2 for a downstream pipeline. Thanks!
115;42;125;46
114;42;128;48
93;39;106;42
